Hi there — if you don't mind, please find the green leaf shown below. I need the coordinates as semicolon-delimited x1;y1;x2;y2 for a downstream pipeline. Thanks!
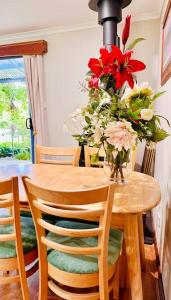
130;96;150;110
85;116;91;124
127;38;145;50
128;109;141;120
156;115;171;127
72;134;83;142
154;116;161;125
152;129;169;142
152;91;166;101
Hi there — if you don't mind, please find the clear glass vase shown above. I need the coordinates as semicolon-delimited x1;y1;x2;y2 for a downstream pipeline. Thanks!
103;150;131;184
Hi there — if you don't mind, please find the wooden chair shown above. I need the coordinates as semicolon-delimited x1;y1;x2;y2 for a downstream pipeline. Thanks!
84;146;137;170
141;142;156;177
23;177;123;300
0;177;38;300
141;142;156;245
35;145;81;166
84;146;138;282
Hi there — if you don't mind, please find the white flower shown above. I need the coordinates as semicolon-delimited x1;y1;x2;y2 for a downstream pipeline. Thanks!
93;126;103;144
64;108;85;135
99;92;111;107
104;121;137;151
99;97;111;107
141;109;154;121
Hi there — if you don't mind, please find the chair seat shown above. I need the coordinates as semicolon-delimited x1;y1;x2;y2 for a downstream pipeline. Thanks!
0;216;37;259
47;220;123;274
20;210;58;225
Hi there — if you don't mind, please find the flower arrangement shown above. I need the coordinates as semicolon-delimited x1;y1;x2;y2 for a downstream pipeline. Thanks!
70;16;169;183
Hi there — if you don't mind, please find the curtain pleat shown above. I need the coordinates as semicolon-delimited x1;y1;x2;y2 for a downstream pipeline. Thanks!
24;55;46;145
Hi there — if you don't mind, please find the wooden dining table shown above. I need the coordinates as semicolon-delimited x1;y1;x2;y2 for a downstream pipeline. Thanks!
0;163;161;300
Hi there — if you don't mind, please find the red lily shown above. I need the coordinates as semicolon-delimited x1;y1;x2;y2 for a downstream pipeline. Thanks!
122;15;131;47
88;45;146;89
88;48;117;88
112;46;146;89
88;48;116;76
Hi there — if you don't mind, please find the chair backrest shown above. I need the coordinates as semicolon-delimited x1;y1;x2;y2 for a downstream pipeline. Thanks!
23;177;115;297
0;177;29;297
141;142;156;177
35;145;81;166
84;146;106;167
0;177;21;250
85;146;137;171
129;147;137;171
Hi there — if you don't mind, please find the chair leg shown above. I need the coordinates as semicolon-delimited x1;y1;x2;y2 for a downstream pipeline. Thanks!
19;268;30;300
113;260;120;300
119;240;127;289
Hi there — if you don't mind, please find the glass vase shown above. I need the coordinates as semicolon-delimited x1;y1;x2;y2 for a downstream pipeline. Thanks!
103;150;131;184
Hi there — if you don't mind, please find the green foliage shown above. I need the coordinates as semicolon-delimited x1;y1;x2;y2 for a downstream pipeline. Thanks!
0;83;30;141
129;96;151;110
15;151;30;160
152;128;169;142
0;146;13;157
0;142;30;158
0;83;31;159
152;91;166;102
0;141;30;148
127;38;145;50
72;70;169;158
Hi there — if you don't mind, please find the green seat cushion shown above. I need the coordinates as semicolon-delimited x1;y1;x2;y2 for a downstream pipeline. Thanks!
20;210;58;225
0;216;37;259
20;211;32;218
47;220;123;274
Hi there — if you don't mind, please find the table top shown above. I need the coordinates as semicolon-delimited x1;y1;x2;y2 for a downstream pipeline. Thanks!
0;164;161;214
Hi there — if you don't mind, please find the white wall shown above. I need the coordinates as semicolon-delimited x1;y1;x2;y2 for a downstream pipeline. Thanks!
43;27;102;147
153;1;171;299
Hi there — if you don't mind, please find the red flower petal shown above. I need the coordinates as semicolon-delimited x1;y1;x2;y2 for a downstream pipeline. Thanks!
88;58;102;75
123;50;133;62
129;59;146;72
129;117;139;124
100;48;110;66
115;69;128;89
89;76;99;88
111;45;123;63
127;73;134;88
102;64;117;77
122;15;131;46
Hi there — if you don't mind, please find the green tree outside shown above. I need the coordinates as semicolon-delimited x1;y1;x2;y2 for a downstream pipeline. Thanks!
0;83;31;159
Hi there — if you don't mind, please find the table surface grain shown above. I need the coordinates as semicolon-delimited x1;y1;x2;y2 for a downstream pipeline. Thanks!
0;164;161;214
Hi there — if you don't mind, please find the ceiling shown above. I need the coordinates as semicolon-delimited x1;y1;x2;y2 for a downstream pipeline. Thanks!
0;0;164;36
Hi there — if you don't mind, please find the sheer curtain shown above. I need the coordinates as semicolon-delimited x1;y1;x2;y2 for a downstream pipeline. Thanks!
24;55;46;145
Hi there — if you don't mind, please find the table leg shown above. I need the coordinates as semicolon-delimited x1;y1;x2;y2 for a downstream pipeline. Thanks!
124;214;143;300
138;213;146;272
